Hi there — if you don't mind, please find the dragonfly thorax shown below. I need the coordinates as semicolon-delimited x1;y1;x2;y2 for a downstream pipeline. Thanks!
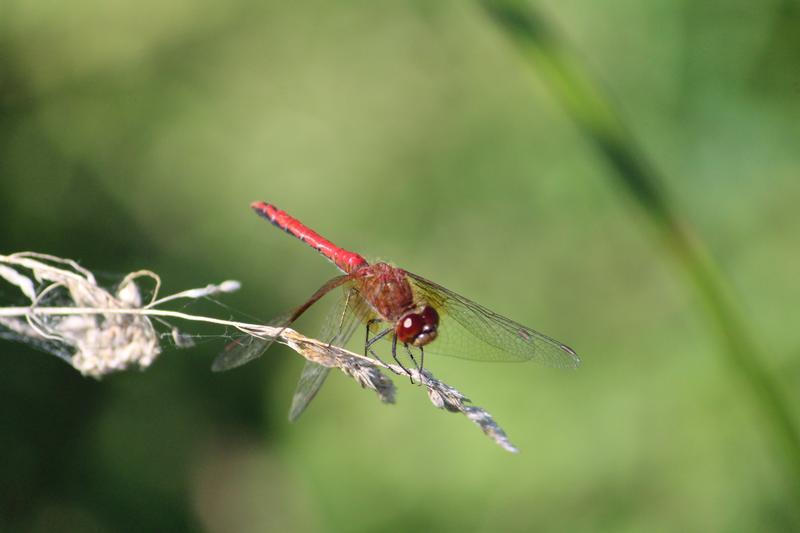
395;305;439;347
354;262;416;321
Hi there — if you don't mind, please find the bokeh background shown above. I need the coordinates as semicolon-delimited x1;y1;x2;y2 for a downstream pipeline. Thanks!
2;1;799;531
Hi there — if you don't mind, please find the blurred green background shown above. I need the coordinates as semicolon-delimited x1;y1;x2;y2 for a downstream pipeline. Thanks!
2;1;799;531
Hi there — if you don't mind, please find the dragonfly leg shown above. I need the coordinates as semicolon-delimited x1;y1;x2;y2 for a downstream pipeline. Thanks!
366;328;392;353
364;320;414;381
391;334;412;380
364;318;377;356
365;320;392;354
402;343;422;385
364;320;399;373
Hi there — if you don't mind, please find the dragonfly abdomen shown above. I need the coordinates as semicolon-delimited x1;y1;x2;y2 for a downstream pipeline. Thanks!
251;201;368;274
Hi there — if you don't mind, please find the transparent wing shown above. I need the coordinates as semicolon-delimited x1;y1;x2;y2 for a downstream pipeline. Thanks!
406;272;580;368
211;275;351;372
288;286;375;421
210;315;287;372
288;362;331;422
318;286;373;347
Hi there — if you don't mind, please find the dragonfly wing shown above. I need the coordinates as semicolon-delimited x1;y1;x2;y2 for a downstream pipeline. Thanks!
287;286;375;421
212;336;274;372
318;286;372;346
288;362;332;422
211;275;352;372
406;272;580;368
211;313;289;372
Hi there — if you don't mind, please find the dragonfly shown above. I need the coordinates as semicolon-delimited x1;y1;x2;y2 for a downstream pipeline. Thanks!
213;201;580;421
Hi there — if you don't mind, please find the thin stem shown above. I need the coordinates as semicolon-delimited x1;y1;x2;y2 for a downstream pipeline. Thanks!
0;306;279;335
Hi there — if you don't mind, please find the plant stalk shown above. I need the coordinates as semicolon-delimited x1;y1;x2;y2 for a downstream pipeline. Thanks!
479;0;800;500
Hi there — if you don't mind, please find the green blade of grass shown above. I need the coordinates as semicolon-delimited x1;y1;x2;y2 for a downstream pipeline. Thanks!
479;0;800;501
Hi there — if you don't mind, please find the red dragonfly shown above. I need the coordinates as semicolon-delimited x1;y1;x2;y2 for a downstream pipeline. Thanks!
213;201;580;421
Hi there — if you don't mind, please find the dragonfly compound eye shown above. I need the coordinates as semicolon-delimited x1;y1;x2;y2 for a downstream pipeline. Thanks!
396;306;439;346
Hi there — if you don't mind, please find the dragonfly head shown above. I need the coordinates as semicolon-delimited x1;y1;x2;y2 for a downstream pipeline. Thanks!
395;305;439;347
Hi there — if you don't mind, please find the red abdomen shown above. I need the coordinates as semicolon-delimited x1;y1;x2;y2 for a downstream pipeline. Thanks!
251;201;368;274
